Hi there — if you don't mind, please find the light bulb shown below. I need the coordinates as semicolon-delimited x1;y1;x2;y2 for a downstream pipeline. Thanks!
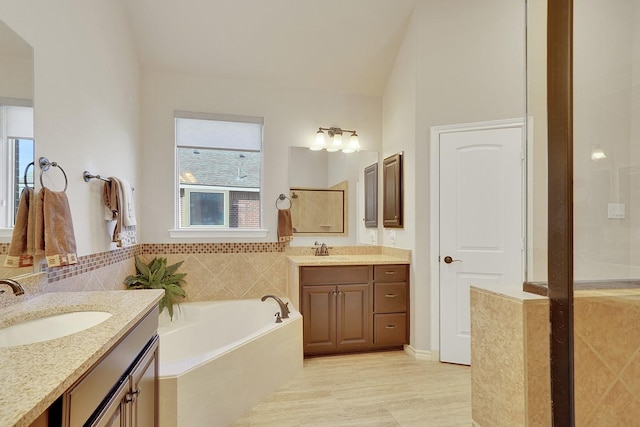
310;130;326;151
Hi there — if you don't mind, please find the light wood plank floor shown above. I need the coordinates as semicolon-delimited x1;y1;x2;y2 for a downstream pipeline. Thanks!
232;350;472;427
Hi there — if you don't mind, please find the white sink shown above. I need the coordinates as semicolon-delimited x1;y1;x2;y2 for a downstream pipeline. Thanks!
319;256;350;261
0;311;112;347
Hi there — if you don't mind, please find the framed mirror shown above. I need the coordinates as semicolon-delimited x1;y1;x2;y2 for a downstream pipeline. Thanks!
0;18;35;279
288;147;379;245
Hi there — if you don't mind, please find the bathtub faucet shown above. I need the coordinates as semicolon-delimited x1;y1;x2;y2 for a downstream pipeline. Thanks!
261;295;290;319
0;279;25;296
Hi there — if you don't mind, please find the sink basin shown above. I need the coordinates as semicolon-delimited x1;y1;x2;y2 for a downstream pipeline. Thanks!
319;256;350;261
0;311;112;347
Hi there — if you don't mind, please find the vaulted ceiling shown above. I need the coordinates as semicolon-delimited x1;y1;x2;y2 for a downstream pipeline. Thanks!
122;0;418;97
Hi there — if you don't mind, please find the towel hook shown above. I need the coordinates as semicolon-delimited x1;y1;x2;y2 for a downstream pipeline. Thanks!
39;157;68;192
23;161;34;190
275;193;292;210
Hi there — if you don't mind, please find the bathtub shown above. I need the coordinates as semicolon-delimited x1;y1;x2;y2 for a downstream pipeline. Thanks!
157;299;303;427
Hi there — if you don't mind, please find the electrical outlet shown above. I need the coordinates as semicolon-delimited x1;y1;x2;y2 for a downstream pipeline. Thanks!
608;203;625;219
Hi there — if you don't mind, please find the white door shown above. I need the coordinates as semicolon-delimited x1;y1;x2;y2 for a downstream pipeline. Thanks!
439;125;524;365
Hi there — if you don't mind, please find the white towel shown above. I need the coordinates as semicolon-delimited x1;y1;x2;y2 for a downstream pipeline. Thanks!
115;177;136;226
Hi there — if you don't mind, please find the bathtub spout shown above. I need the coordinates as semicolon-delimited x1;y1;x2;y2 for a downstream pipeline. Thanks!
261;295;290;319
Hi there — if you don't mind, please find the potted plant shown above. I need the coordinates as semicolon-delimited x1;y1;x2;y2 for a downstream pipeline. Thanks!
124;255;187;320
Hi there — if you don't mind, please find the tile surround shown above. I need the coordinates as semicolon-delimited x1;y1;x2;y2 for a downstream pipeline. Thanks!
472;286;640;426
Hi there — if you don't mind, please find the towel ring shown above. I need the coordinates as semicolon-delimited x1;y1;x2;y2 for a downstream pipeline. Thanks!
23;161;34;189
275;193;291;209
39;157;68;192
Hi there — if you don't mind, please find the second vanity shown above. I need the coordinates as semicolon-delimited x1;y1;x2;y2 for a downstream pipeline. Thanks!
0;290;163;427
287;253;410;356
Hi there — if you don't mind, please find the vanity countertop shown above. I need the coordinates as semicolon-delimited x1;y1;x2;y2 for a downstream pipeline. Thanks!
287;254;410;266
0;289;163;427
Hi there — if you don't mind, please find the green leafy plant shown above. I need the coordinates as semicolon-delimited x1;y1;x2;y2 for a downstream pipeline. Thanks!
124;256;187;320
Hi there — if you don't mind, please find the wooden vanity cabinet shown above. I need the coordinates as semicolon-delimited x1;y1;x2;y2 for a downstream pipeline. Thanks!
300;264;409;356
373;265;409;346
301;266;371;356
58;306;159;427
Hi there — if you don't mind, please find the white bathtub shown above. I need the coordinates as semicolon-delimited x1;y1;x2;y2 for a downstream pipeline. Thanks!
157;299;303;427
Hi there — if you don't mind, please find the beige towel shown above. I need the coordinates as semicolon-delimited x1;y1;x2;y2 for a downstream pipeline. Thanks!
3;188;34;267
103;178;136;247
277;208;293;242
34;188;78;267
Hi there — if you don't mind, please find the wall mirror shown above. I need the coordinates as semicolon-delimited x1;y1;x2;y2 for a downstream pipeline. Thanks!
288;147;379;245
0;18;35;279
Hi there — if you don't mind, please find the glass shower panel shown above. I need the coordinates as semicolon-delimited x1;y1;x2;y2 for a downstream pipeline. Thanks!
573;1;640;425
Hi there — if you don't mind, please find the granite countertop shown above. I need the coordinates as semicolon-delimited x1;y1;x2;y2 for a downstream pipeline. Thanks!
287;254;410;266
0;290;164;427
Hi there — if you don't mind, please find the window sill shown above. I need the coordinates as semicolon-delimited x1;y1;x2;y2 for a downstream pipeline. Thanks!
0;228;13;239
168;228;269;239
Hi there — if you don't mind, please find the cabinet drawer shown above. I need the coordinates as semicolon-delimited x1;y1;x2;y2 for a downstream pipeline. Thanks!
374;283;407;313
373;265;407;282
301;265;369;285
374;313;407;346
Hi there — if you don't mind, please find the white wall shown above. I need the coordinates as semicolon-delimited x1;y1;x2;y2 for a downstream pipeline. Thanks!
0;1;141;257
139;69;382;244
383;0;526;353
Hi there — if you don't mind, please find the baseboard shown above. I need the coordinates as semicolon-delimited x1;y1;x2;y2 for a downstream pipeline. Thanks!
404;345;439;361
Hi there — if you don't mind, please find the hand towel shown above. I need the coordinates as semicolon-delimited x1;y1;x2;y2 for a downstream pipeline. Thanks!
34;188;78;267
115;177;136;227
277;208;293;243
103;177;136;247
3;188;34;267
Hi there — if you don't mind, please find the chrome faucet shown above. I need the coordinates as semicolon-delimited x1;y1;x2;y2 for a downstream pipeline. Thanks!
0;279;25;296
314;241;330;256
261;295;290;319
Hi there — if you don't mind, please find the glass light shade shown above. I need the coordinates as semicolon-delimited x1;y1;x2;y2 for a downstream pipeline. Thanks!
326;133;343;152
591;146;606;161
348;133;360;151
310;130;326;151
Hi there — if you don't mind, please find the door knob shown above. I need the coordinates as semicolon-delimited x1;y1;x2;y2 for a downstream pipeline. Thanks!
443;256;462;264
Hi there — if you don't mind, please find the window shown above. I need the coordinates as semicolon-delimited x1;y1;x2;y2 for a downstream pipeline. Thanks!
0;104;34;229
175;111;263;231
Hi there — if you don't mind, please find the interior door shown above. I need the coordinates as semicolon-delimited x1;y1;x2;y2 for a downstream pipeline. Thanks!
439;125;524;365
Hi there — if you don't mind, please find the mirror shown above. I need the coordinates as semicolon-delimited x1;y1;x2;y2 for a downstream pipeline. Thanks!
0;18;35;279
288;147;379;245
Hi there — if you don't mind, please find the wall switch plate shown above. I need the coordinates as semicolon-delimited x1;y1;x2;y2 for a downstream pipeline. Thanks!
608;203;625;219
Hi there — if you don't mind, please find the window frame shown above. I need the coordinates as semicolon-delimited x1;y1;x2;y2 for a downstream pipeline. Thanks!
171;111;268;238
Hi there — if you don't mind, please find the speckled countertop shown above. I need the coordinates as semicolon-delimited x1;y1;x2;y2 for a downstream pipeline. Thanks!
287;254;410;266
0;290;163;427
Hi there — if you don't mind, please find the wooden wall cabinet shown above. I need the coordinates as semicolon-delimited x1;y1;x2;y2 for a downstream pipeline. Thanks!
300;264;409;356
383;153;403;228
363;163;378;228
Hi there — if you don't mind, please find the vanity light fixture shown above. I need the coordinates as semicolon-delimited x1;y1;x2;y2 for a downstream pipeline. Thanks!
311;127;360;153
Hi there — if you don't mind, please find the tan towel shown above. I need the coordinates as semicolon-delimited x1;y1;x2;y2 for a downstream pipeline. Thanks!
103;178;122;243
34;188;78;267
3;188;34;267
278;208;293;242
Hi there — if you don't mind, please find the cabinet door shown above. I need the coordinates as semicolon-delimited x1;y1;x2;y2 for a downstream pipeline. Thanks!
90;380;129;427
129;337;158;427
383;153;403;228
364;163;378;228
337;283;372;349
301;285;337;354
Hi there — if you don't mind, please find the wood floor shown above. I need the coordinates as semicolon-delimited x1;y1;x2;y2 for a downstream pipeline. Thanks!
232;350;472;427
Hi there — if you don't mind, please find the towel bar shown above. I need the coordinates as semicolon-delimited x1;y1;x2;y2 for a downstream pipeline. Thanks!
83;171;134;190
39;157;68;192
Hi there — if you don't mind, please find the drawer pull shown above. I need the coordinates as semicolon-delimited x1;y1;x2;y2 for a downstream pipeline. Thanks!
385;294;397;298
385;325;397;329
384;271;397;275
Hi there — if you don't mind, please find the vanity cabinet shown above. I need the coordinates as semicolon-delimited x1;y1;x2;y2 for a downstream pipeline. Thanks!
300;266;371;355
300;264;409;356
59;306;159;427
